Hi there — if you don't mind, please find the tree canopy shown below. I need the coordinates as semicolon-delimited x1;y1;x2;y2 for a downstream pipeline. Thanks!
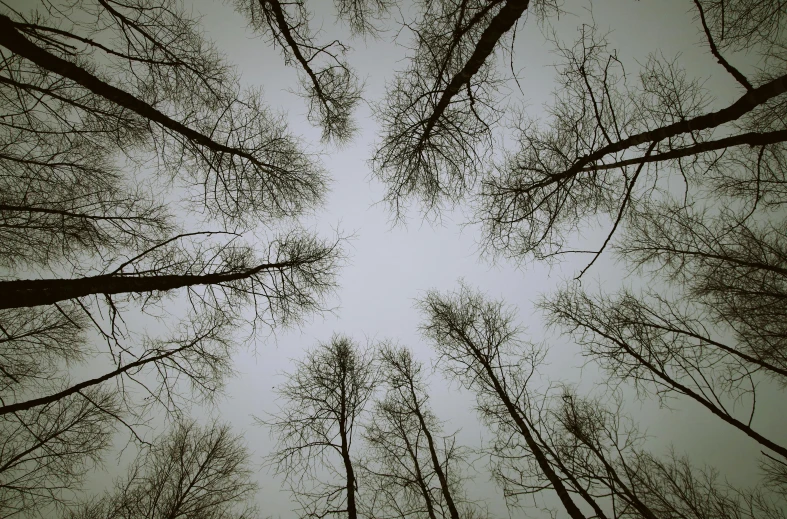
1;0;786;518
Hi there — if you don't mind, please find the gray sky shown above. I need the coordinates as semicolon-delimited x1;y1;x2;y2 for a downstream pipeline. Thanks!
36;0;786;517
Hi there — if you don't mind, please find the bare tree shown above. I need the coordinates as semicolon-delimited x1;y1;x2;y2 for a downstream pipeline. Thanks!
0;0;343;337
623;451;786;519
0;1;344;515
418;283;590;519
63;419;258;519
618;201;787;376
233;0;388;144
0;230;342;313
262;335;378;519
0;388;118;519
418;284;655;519
477;2;787;269
538;184;787;485
371;0;560;217
0;5;327;226
541;387;786;519
420;282;787;519
543;285;787;460
361;344;479;519
371;0;787;270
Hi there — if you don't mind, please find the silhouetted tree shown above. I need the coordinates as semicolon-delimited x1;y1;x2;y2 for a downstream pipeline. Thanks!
544;285;787;460
262;335;378;519
418;283;589;519
361;344;478;519
64;419;258;519
233;0;391;144
420;282;787;519
369;0;786;271
0;388;118;519
478;2;787;268
619;202;787;376
371;0;560;216
0;1;343;515
539;153;787;466
544;387;786;519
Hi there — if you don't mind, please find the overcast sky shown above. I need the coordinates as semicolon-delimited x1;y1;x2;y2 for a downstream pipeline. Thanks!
36;0;786;517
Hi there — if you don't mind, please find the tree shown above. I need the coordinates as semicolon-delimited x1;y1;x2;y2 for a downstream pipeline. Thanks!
231;0;392;144
262;335;377;519
361;344;477;519
419;282;787;519
64;419;258;519
618;201;787;375
543;386;786;519
543;285;787;459
0;0;346;514
536;117;787;474
369;0;787;275
4;1;787;518
372;0;564;217
0;388;118;519
477;2;787;268
372;0;787;510
418;283;589;519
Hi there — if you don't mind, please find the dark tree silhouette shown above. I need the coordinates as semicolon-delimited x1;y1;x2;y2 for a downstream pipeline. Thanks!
262;335;378;519
233;0;390;144
478;2;787;268
0;1;343;515
541;387;786;519
371;0;560;217
539;153;787;468
419;282;787;519
366;0;786;272
544;285;787;460
361;344;478;519
418;283;589;519
63;419;258;519
618;202;787;375
0;388;118;519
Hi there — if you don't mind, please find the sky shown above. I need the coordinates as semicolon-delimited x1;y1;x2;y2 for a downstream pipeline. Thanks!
178;0;787;517
143;1;784;517
10;0;785;517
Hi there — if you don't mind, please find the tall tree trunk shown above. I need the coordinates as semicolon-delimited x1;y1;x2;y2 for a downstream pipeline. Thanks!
0;260;295;309
400;423;439;519
0;14;270;168
451;327;588;519
418;0;531;145
407;383;461;519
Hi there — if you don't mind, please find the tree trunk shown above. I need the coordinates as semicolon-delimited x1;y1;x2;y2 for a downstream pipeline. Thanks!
408;383;461;519
0;260;293;309
0;14;268;168
452;327;588;519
